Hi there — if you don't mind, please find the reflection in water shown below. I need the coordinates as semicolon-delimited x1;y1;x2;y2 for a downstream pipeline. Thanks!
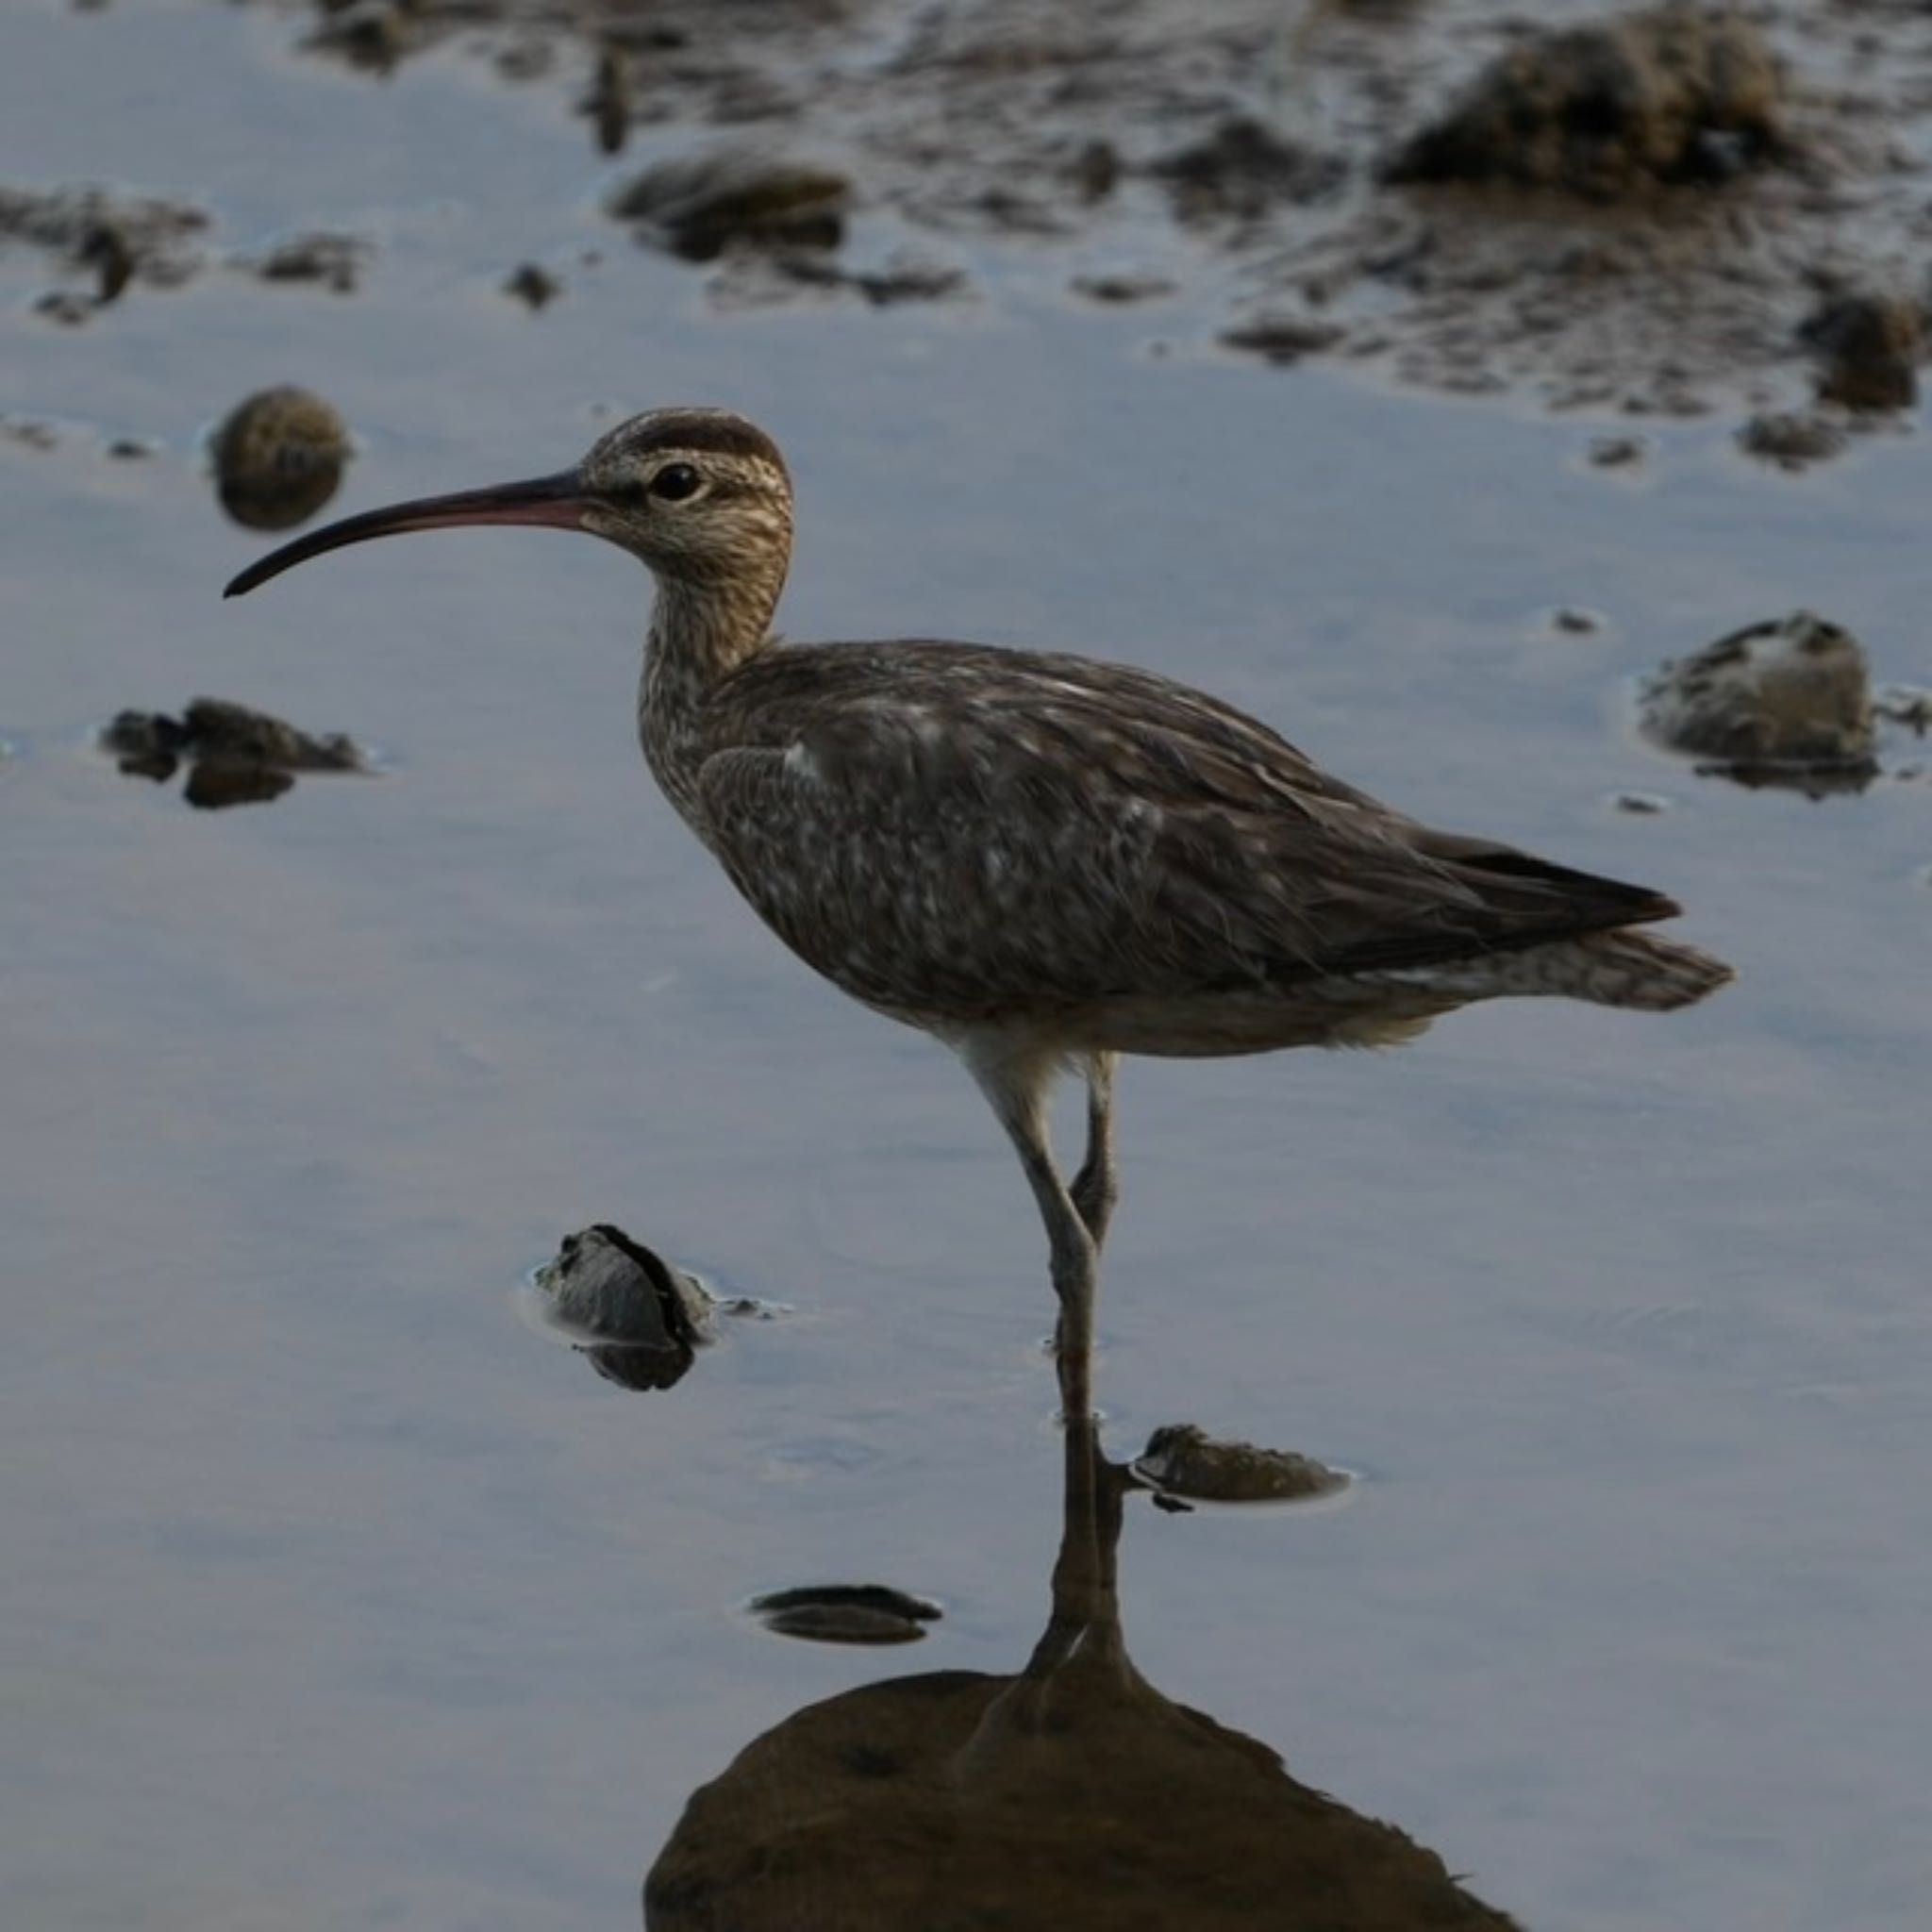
645;1418;1520;1930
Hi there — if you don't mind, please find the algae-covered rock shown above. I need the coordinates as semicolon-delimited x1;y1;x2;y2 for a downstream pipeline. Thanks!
1133;1424;1348;1505
1640;611;1876;789
211;386;351;530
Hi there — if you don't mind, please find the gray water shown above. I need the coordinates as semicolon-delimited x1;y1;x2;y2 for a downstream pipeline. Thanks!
5;6;1931;1927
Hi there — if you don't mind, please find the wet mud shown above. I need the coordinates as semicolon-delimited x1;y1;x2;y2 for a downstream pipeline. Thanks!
192;0;1932;433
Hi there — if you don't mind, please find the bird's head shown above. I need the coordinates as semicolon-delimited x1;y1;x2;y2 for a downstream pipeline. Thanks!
224;407;793;599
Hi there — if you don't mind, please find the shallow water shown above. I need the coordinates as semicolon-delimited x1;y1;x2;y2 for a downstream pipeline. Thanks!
5;6;1932;1928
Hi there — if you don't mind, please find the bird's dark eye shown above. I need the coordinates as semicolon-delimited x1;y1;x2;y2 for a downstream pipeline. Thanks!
648;462;702;502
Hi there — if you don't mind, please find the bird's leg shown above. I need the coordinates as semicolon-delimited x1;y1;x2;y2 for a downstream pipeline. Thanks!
1069;1052;1120;1250
965;1041;1100;1421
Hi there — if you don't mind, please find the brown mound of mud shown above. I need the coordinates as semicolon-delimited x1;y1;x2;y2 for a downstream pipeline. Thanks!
1386;7;1787;199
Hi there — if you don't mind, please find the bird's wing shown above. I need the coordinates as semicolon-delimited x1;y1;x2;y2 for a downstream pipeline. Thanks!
692;642;1673;1020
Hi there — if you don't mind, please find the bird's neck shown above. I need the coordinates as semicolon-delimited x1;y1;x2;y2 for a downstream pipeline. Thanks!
637;563;784;825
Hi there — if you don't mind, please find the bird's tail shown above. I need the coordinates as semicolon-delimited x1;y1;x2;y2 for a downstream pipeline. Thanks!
1377;927;1734;1010
1527;927;1735;1010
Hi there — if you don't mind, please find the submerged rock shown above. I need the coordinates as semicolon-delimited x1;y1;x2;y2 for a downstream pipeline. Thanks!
1639;611;1877;791
211;386;351;531
1133;1424;1348;1505
1385;8;1786;199
608;150;850;263
103;698;369;809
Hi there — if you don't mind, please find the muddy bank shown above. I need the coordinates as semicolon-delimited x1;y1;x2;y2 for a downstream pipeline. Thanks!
204;0;1932;430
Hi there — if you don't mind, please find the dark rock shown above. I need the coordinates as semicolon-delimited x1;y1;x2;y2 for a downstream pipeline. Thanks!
1800;291;1921;411
1133;1424;1348;1505
1386;8;1786;199
103;698;368;810
210;386;351;531
503;262;561;309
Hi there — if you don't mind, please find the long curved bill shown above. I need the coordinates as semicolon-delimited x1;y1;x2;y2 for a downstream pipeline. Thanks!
223;469;590;598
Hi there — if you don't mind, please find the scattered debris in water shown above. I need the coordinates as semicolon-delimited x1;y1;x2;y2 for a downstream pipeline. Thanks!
524;1223;775;1391
1638;610;1879;794
210;386;351;530
1070;271;1174;305
608;150;849;263
244;231;367;293
1799;291;1921;413
1132;1424;1348;1506
503;262;561;309
1;413;59;452
1736;410;1848;471
1;182;207;316
753;252;962;308
1384;8;1787;199
103;698;370;810
1589;434;1649;469
748;1583;941;1646
1549;607;1604;636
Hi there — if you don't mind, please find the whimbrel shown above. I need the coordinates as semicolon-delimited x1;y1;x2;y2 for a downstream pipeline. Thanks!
226;408;1733;1416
